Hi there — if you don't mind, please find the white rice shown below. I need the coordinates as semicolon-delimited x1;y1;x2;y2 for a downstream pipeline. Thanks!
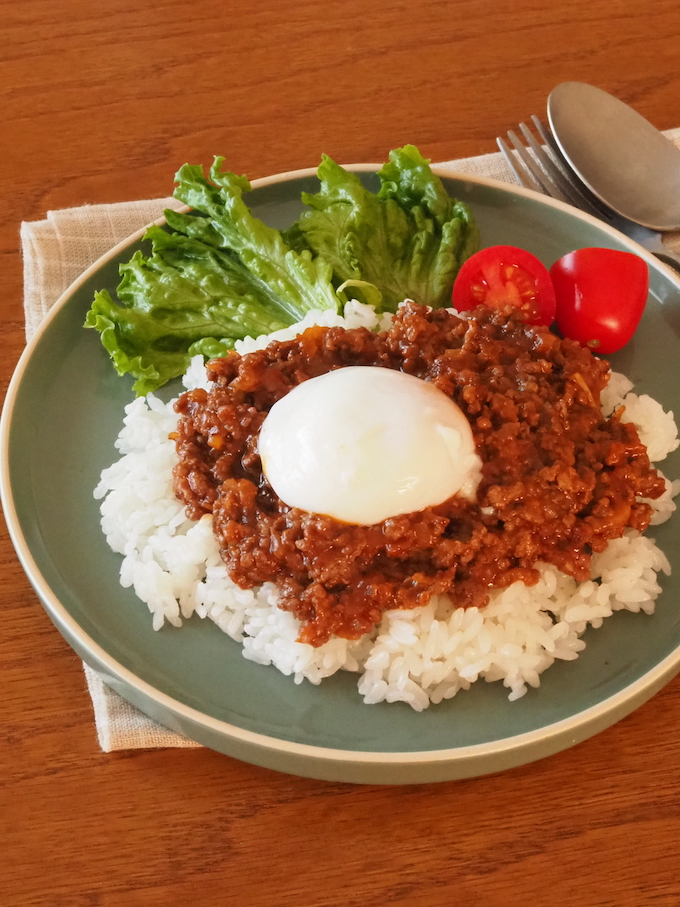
94;303;680;709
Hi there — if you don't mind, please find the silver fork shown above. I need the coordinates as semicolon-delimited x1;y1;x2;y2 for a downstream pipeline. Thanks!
497;116;680;272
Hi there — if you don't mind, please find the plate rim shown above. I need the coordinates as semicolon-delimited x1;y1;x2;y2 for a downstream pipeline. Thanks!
3;164;680;773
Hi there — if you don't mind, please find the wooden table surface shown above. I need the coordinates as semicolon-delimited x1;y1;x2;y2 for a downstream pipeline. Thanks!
3;1;680;904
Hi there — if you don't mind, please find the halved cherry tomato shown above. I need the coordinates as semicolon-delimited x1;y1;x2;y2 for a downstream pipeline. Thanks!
550;248;648;354
452;245;556;326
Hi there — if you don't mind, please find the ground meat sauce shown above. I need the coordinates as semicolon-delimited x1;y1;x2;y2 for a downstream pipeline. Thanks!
172;303;665;647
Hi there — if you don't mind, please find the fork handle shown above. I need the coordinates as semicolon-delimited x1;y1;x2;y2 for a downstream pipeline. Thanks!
651;249;680;275
634;233;680;274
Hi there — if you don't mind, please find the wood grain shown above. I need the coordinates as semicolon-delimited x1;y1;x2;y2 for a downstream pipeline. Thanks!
2;1;680;904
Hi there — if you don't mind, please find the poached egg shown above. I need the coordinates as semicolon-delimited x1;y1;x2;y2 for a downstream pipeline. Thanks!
258;366;481;525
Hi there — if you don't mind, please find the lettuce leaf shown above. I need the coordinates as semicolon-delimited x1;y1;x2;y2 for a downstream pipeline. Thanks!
286;145;479;311
85;147;479;394
84;226;312;394
84;165;343;394
168;160;342;317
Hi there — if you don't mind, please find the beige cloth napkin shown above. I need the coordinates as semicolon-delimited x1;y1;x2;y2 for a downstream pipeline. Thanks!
21;133;680;751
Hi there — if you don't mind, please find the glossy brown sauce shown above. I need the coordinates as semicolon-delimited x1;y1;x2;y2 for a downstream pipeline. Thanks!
172;303;665;646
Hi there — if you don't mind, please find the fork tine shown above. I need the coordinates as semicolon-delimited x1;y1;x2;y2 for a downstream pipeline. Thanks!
518;122;583;205
496;136;544;193
503;127;570;202
531;115;565;160
497;132;553;194
498;117;611;222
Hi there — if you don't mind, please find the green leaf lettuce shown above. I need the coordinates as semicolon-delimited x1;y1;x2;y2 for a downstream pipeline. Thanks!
285;144;479;312
84;146;479;394
84;164;343;394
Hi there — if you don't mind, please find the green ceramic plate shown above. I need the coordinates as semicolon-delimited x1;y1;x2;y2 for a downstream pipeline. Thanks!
3;166;680;785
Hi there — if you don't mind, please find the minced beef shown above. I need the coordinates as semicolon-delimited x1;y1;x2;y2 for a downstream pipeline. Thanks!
172;303;665;646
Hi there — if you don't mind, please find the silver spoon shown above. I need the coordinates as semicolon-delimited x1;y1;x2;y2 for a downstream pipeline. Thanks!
547;82;680;233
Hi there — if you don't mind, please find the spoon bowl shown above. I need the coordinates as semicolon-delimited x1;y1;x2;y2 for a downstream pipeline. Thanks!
547;81;680;232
